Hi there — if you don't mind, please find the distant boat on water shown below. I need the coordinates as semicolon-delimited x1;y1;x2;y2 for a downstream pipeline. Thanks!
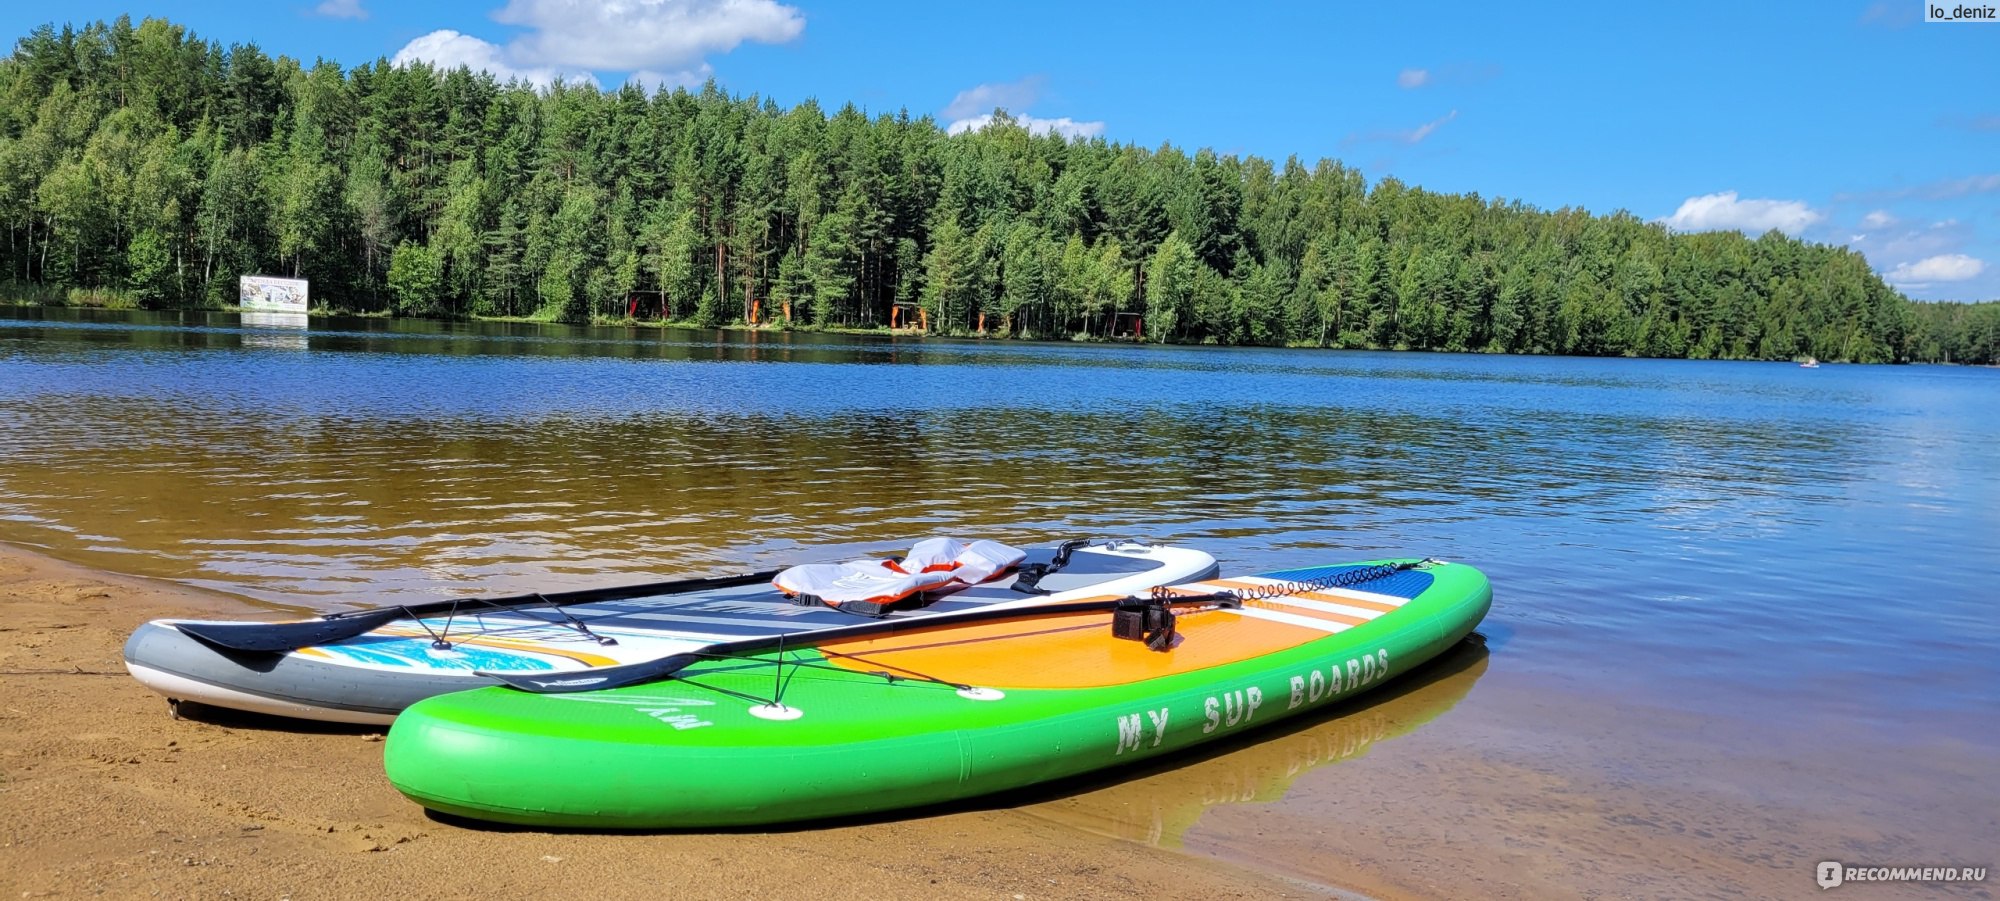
1800;356;1821;368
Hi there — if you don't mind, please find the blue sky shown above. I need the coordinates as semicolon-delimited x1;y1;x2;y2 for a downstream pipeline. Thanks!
8;0;1997;300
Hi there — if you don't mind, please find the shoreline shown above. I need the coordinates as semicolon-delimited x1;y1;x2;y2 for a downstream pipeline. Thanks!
10;300;1965;365
6;540;1995;899
0;541;1346;900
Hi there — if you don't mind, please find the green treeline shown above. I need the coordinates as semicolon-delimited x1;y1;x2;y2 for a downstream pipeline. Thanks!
1905;301;2000;365
0;16;1930;362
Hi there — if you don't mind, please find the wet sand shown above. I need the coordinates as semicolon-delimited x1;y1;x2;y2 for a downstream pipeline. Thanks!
0;543;1307;901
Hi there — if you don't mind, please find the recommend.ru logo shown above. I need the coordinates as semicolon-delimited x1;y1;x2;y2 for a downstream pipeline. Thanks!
1817;861;1989;889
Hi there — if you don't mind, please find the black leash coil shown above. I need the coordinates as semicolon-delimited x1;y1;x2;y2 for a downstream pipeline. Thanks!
1009;538;1094;594
1114;559;1435;652
1225;559;1434;604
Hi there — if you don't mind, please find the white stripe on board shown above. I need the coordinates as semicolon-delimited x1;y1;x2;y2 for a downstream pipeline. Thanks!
1249;595;1392;621
1224;606;1352;633
623;612;808;631
1234;576;1410;607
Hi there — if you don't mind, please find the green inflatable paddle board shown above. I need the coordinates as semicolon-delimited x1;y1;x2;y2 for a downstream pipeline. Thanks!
384;558;1491;828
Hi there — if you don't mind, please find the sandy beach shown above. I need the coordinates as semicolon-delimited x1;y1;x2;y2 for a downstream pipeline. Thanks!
0;542;1318;901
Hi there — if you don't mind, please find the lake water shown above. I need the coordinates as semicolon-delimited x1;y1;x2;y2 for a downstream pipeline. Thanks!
3;308;1994;897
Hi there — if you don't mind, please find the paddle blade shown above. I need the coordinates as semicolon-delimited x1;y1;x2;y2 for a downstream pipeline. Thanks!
175;609;403;653
482;652;702;693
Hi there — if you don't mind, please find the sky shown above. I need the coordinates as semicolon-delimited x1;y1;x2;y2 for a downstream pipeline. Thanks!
6;0;1997;301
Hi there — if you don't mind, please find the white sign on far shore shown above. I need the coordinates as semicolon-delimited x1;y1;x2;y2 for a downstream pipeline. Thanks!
239;275;309;312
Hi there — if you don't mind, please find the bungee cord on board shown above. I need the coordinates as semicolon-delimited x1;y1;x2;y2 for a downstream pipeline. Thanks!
1215;559;1437;605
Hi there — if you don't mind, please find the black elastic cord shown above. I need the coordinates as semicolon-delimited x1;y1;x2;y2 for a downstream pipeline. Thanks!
815;647;974;690
436;600;460;649
405;605;455;650
676;676;780;708
773;632;786;705
530;593;619;645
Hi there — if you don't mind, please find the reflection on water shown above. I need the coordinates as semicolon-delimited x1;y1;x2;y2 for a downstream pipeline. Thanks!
239;310;308;350
1025;639;1487;848
3;308;1997;884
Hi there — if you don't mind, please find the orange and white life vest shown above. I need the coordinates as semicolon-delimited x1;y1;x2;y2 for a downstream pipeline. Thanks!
773;538;1027;615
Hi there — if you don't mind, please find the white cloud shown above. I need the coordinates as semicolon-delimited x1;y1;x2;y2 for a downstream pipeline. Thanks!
391;30;595;88
627;67;712;93
1838;172;2000;202
1848;217;1972;264
942;77;1046;121
1658;191;1823;236
314;0;368;18
1860;0;1918;27
1394;63;1500;90
392;0;802;89
1861;209;1896;228
1884;254;1986;284
946;113;1104;140
1922;173;2000;199
1345;109;1459;147
940;77;1101;139
495;0;802;71
1406;109;1456;143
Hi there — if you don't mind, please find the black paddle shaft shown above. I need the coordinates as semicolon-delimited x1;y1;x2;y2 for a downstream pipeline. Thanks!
174;569;783;654
483;591;1246;694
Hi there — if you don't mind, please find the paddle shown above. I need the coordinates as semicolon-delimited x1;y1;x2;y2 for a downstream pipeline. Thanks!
175;538;1115;654
481;591;1244;693
174;569;783;654
480;558;1433;694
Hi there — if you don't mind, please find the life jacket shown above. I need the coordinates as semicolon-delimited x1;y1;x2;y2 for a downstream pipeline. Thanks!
772;538;1027;616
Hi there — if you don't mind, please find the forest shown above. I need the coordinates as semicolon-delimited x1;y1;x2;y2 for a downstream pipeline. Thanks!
0;16;1983;364
1904;301;2000;365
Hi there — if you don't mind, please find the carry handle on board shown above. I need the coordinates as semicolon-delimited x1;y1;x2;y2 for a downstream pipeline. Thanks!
174;569;784;654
